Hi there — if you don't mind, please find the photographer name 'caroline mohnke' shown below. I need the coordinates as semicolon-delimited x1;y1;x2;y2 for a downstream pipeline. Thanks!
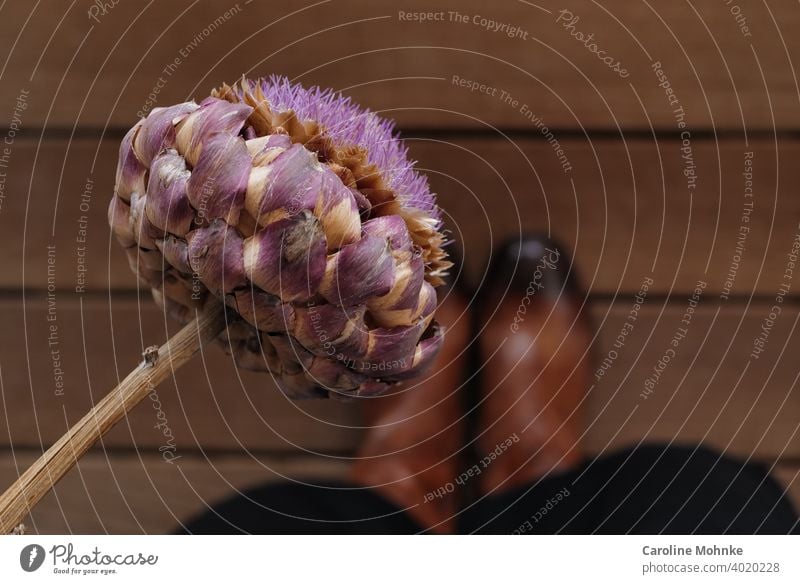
642;545;744;556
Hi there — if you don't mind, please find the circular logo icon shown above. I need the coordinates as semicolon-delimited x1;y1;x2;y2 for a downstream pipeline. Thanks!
19;544;46;572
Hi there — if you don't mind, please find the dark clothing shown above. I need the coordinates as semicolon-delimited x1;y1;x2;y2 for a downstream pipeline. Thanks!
180;445;799;534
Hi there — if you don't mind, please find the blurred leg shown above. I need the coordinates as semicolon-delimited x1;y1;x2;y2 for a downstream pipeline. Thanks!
475;236;591;495
462;445;799;534
178;481;420;534
349;289;471;534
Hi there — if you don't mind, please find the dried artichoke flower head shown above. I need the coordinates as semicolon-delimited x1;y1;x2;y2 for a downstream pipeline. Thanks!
109;76;451;399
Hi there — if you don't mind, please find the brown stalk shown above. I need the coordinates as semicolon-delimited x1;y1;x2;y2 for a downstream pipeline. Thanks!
0;302;228;534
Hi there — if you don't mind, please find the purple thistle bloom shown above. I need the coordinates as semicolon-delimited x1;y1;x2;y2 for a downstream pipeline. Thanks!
110;75;451;400
239;76;440;222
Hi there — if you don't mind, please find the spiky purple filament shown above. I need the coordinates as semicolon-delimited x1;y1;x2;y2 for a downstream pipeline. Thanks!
240;76;440;221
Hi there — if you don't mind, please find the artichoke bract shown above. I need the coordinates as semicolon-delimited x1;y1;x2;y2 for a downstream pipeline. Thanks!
109;76;450;399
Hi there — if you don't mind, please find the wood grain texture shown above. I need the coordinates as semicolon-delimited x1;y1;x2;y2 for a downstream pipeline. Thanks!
1;136;798;295
0;297;797;458
0;1;798;129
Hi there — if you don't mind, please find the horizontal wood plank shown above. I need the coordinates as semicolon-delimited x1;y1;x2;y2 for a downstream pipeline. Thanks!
1;453;796;534
0;452;349;534
0;1;799;129
0;298;798;459
1;137;799;295
586;300;800;460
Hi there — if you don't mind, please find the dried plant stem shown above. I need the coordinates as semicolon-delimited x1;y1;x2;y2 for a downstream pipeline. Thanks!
0;302;228;534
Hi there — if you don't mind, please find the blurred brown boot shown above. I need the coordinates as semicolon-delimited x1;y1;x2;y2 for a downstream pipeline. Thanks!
476;236;592;495
349;288;471;533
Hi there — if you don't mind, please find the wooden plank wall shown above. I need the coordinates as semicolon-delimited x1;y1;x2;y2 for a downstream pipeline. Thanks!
0;0;799;532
